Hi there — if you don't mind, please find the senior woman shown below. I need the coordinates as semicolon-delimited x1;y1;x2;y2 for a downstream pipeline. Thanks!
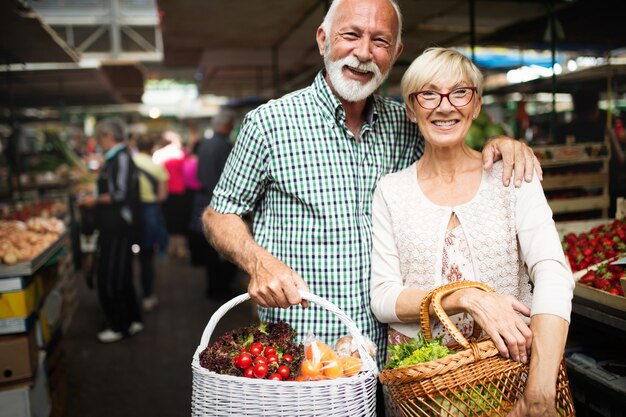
370;47;574;416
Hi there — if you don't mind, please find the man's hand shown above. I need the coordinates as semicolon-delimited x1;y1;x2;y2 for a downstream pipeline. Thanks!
482;136;543;187
248;252;310;309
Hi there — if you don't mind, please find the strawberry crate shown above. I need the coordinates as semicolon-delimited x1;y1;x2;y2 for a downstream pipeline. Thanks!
573;260;626;313
560;217;626;273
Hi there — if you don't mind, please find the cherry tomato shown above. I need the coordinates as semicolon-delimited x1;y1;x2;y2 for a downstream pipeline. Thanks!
264;346;277;357
266;354;279;364
233;355;240;368
250;342;263;357
277;365;291;380
268;373;283;381
282;353;293;363
253;356;267;366
237;352;253;369
253;363;269;379
243;367;254;378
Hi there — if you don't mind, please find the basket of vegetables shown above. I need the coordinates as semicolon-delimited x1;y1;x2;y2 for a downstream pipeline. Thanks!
191;290;378;417
378;281;575;417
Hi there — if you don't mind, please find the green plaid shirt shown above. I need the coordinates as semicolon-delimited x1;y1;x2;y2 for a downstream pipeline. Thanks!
211;71;423;366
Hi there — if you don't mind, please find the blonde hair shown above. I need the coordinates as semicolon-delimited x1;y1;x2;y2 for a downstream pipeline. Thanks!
401;47;483;116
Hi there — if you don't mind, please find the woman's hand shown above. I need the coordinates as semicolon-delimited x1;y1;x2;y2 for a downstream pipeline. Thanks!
482;136;543;187
459;289;532;362
507;389;558;417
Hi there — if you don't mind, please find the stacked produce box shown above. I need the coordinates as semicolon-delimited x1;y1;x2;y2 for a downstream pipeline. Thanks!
0;200;76;417
560;217;626;308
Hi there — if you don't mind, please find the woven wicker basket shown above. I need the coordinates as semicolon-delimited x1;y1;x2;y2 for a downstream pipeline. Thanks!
191;290;379;416
379;281;576;417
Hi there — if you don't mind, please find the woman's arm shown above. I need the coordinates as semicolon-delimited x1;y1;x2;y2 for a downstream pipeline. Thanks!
508;314;569;417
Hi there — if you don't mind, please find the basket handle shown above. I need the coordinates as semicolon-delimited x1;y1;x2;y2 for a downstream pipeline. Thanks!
419;281;494;349
199;290;378;374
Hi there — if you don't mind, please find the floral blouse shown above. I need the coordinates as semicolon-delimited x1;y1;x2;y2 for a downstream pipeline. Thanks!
387;225;476;347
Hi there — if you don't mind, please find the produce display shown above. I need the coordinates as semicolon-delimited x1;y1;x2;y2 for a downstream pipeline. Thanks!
0;199;67;222
0;217;65;265
465;112;507;151
562;217;626;297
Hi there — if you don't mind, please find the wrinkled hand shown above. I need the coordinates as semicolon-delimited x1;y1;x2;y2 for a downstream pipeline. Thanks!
482;136;543;187
247;254;310;309
463;290;532;362
507;390;558;417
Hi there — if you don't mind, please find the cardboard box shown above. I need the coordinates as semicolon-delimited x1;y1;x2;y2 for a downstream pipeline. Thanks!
0;327;38;385
0;276;43;320
36;288;62;348
0;352;50;417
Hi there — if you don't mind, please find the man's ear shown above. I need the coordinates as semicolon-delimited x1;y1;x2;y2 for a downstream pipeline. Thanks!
316;26;327;56
393;42;404;65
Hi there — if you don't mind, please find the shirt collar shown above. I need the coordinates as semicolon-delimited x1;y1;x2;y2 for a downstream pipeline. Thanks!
313;70;378;128
104;143;126;160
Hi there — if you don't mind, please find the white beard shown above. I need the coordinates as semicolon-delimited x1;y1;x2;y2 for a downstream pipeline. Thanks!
324;53;388;102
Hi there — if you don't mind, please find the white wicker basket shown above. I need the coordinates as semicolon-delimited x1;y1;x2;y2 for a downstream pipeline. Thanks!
191;291;378;416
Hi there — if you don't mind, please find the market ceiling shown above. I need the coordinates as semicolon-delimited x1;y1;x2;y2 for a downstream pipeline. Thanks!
0;0;146;114
155;0;622;100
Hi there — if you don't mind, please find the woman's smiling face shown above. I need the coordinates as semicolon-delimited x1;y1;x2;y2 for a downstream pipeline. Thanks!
413;76;482;150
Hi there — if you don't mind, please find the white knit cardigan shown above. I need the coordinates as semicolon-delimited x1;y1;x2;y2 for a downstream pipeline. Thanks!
370;161;574;338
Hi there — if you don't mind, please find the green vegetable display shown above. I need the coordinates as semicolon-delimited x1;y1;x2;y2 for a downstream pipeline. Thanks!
465;112;507;151
384;332;452;369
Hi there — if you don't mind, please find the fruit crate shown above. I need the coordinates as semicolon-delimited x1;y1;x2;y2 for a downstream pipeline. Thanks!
573;261;626;313
533;141;611;219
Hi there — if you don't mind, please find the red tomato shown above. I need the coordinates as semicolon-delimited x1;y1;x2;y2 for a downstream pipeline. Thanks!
268;373;283;381
250;342;263;357
264;346;277;357
266;354;278;364
237;352;253;369
253;363;268;379
253;356;267;366
282;353;293;363
277;365;291;380
243;367;254;378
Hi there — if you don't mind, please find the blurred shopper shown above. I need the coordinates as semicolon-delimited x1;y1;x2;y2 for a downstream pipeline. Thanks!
133;131;169;311
153;130;189;259
193;109;238;298
182;123;205;266
555;90;607;144
80;116;143;343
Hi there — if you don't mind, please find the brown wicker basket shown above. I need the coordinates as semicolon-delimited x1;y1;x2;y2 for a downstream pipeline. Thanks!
378;281;576;416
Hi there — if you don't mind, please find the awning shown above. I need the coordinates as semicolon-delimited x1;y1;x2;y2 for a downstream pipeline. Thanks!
0;63;146;109
0;0;80;64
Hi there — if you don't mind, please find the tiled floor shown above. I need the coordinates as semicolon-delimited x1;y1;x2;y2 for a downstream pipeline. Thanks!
63;254;254;417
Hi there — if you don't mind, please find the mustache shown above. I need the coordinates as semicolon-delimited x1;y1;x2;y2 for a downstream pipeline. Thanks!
337;55;380;75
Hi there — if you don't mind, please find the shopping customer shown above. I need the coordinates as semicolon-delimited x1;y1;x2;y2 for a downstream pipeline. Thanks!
80;116;143;342
203;0;540;370
132;131;169;311
153;129;189;259
193;109;239;299
370;47;574;416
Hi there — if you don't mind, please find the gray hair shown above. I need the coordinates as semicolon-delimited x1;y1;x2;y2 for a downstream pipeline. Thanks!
211;109;236;130
96;116;127;143
321;0;403;53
